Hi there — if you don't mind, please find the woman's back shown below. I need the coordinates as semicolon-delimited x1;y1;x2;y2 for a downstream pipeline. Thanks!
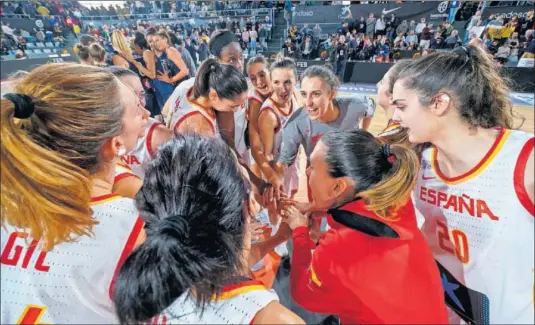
1;196;141;323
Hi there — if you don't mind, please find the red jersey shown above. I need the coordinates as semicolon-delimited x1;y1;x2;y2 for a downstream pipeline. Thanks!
290;199;449;324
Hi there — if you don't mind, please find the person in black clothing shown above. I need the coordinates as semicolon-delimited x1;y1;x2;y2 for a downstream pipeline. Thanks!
283;37;298;58
334;35;349;81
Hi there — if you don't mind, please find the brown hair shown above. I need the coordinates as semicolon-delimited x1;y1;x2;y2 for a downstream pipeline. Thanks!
1;63;125;249
396;44;523;129
88;43;106;64
323;129;419;219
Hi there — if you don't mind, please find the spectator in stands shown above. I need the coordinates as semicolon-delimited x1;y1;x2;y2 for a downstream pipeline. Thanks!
419;23;432;49
167;32;196;78
334;35;349;80
507;32;520;63
88;43;107;66
405;30;418;45
445;30;461;49
430;32;445;49
408;20;416;34
109;30;130;68
283;37;297;58
376;38;390;62
301;35;314;59
375;15;386;37
184;36;198;64
396;20;408;40
385;14;398;40
495;41;511;63
415;17;426;37
357;16;366;37
366;13;376;38
36;3;50;16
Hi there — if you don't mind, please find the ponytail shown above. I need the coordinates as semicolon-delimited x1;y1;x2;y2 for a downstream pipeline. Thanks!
323;129;419;219
193;58;248;101
75;43;90;61
113;217;216;324
113;135;250;323
359;143;419;219
1;98;95;250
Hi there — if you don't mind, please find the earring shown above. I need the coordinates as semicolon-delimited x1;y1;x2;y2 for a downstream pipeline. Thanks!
117;147;126;157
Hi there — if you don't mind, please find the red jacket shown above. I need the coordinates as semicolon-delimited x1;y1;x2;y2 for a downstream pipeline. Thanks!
290;199;449;324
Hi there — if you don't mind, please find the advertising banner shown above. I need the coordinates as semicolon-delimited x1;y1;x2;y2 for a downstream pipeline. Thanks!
2;17;53;31
293;2;452;24
480;6;533;20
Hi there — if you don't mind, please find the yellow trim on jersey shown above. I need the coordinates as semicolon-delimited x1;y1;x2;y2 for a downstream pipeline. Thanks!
16;305;46;324
310;266;322;287
213;285;267;301
431;129;511;185
90;195;121;206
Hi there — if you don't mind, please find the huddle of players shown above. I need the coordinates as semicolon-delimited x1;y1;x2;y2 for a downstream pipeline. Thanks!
1;27;533;324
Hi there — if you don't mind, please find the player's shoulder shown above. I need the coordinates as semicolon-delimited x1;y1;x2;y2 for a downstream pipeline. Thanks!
286;106;309;126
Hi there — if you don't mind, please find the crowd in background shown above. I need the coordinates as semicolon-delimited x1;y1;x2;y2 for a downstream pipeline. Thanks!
281;4;533;79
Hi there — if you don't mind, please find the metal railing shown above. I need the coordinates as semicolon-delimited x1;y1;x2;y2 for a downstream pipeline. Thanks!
2;8;274;24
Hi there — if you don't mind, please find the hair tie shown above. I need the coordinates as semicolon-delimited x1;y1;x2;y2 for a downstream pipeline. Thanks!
4;93;35;119
210;64;216;72
384;144;395;164
383;144;391;157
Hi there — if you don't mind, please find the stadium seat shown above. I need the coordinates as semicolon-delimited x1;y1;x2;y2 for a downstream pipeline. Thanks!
45;42;54;48
27;43;36;48
36;42;45;48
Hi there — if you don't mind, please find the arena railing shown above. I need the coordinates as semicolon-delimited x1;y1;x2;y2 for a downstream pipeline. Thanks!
2;8;274;25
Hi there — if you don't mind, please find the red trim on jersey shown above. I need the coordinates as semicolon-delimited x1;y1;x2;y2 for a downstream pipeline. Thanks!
269;97;293;118
249;315;257;325
261;106;281;133
109;217;144;299
173;111;215;136
117;163;132;170
114;172;140;184
514;137;534;216
432;128;506;183
146;122;160;159
186;87;216;119
222;279;264;293
91;193;120;203
248;97;264;105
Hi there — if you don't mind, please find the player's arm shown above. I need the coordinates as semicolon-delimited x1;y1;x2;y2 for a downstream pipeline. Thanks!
113;175;142;199
167;47;189;83
290;227;348;314
277;117;301;178
257;109;279;182
149;124;173;157
177;114;215;137
248;225;291;267
249;98;266;165
216;111;237;153
253;301;305;324
360;97;376;131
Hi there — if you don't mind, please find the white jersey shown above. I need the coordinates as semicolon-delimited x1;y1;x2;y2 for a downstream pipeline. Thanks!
258;96;298;160
1;194;142;324
258;96;300;195
167;84;219;137
147;280;278;324
114;163;139;184
120;118;161;179
415;128;534;324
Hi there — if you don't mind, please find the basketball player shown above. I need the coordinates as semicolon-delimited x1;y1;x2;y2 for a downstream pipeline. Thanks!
281;129;449;324
113;163;141;199
247;55;274;173
257;58;301;205
167;58;248;137
1;63;149;323
375;59;411;138
110;67;172;180
391;44;534;324
113;134;304;324
269;65;376;204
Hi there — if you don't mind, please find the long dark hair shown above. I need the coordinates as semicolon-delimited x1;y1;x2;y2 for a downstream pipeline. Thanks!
112;134;250;324
192;58;248;100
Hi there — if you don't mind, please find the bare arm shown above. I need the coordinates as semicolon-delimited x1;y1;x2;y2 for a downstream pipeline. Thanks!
167;47;189;83
248;99;266;165
113;54;129;68
361;116;373;130
177;114;215;137
257;109;279;182
253;301;305;324
149;124;173;156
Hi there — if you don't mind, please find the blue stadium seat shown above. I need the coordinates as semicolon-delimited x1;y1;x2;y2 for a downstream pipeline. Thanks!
45;42;55;48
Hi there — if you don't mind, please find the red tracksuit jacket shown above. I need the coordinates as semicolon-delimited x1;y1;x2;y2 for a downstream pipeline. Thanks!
290;199;449;324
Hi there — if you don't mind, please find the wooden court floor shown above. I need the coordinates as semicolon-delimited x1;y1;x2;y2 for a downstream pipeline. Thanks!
293;103;534;201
